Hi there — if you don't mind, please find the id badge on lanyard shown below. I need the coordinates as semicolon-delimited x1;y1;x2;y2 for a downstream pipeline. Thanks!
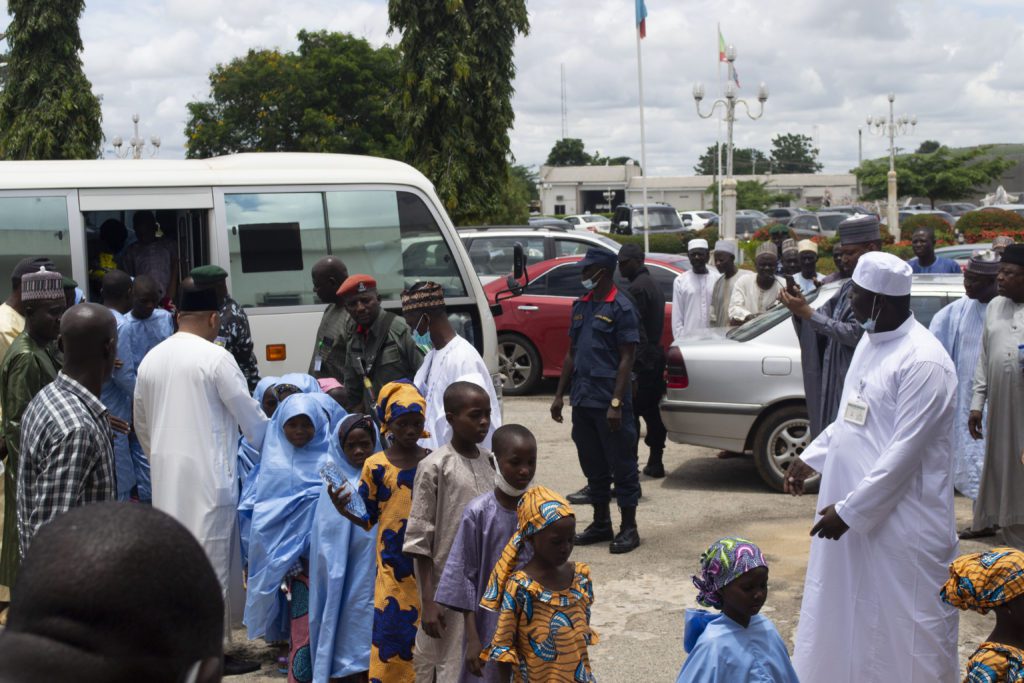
844;381;869;426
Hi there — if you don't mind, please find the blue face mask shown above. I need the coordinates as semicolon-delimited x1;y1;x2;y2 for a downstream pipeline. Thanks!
413;314;432;353
859;295;880;332
581;270;603;291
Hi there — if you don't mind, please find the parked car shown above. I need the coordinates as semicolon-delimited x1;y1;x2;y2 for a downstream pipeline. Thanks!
612;203;686;235
735;215;768;239
485;253;690;395
679;210;718;230
764;207;809;222
786;211;848;238
659;274;965;492
936;202;978;217
828;205;879;218
895;209;957;228
936;242;993;270
737;209;770;220
528;216;575;230
564;214;612;233
460;226;621;285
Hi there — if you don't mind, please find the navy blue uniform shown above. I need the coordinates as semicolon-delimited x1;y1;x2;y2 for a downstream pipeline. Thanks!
569;286;641;508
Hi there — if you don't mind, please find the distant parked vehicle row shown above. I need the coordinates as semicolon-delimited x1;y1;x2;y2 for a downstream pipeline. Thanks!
563;214;612;233
459;225;620;285
936;202;978;217
787;211;848;238
678;210;718;230
612;203;686;235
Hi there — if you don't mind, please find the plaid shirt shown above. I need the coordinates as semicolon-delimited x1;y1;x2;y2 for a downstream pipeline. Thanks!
17;372;115;554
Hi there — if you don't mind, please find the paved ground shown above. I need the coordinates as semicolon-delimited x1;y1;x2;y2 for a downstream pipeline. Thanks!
233;392;995;680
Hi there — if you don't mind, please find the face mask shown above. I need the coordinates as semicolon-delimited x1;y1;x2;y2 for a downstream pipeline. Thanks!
412;314;432;353
581;269;603;291
859;295;880;332
491;454;532;496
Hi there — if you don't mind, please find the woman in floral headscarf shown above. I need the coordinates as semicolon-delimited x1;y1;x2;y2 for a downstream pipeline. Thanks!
327;380;430;683
942;547;1024;683
676;537;798;683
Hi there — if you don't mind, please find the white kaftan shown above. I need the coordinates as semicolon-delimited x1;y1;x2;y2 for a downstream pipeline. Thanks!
671;268;720;340
928;296;988;499
414;334;501;450
728;275;783;323
793;316;959;683
134;333;269;608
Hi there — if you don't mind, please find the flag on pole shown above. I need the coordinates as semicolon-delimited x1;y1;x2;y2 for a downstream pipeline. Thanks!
718;27;740;87
636;0;648;39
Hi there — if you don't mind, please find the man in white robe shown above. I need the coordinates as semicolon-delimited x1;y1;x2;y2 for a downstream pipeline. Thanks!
402;281;501;449
134;288;268;669
929;251;999;522
785;252;959;683
671;238;720;340
729;242;783;324
709;239;751;328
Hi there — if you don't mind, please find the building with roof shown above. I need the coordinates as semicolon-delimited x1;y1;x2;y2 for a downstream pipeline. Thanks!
538;164;858;215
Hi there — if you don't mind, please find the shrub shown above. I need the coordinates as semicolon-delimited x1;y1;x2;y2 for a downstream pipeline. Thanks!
900;214;955;242
956;209;1024;236
608;233;685;254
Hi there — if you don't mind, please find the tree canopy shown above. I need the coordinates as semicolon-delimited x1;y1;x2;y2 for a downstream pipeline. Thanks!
546;138;592;166
769;133;822;173
389;0;529;225
694;145;769;175
853;145;1014;207
184;31;401;159
0;0;103;159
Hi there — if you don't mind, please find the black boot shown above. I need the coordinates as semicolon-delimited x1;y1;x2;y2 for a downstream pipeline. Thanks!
575;502;614;545
642;449;665;478
610;506;640;554
567;485;593;505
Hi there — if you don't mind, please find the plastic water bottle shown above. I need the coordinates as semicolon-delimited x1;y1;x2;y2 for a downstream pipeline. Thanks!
320;462;368;521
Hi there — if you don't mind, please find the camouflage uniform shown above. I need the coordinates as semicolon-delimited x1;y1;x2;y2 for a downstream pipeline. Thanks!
218;295;260;392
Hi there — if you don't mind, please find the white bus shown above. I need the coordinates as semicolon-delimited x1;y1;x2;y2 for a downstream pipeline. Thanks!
0;152;506;383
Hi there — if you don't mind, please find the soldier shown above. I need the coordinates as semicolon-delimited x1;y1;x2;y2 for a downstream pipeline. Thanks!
190;265;261;392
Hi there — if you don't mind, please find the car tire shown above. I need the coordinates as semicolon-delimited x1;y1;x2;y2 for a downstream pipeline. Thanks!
752;405;820;494
497;334;542;396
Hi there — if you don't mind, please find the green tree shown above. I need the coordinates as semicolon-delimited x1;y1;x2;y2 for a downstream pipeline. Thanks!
853;145;1014;208
769;133;822;173
705;179;793;212
389;0;529;225
0;0;102;159
546;138;591;166
185;31;401;158
694;145;769;175
916;140;941;154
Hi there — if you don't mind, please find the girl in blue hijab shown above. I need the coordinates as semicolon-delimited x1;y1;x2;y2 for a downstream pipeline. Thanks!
239;375;279;486
308;414;380;683
244;393;333;682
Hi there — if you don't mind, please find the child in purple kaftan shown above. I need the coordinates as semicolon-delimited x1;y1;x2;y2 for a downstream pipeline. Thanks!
434;425;537;683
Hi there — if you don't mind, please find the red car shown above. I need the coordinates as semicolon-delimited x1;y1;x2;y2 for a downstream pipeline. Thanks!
484;253;691;395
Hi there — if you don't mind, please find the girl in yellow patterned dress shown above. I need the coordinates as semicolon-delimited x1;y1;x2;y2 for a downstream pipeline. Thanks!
481;486;598;682
941;547;1024;682
328;381;431;683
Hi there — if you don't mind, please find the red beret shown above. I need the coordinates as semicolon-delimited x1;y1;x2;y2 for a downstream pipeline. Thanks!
337;274;377;298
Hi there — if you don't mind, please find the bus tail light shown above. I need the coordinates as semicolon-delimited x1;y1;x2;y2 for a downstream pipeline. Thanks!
266;344;287;362
665;346;689;389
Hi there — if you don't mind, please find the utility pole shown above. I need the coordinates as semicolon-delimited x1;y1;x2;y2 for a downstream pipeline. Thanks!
560;64;568;140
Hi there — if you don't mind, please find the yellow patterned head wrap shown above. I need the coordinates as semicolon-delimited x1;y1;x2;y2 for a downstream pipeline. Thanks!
375;380;429;438
479;485;574;611
941;547;1024;614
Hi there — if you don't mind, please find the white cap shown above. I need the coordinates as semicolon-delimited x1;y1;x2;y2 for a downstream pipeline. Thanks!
714;239;738;257
688;238;710;251
852;251;912;296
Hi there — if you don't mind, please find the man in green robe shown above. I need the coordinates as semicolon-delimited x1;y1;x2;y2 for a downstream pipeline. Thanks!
0;268;65;592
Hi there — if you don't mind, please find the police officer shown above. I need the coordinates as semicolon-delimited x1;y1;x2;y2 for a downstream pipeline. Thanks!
617;243;668;477
551;248;641;554
190;265;261;392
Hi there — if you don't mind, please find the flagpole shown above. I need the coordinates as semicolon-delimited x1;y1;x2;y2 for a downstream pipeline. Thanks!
635;23;650;254
716;22;723;217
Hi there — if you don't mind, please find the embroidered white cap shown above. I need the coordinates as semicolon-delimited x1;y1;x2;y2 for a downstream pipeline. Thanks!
852;251;912;296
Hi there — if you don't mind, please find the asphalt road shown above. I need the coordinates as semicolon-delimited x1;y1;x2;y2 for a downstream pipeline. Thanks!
234;392;994;681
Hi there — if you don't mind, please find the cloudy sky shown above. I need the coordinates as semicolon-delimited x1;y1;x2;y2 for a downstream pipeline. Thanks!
2;0;1022;175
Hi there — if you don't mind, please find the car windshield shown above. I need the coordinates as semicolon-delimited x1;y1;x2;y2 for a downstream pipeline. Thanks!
581;215;602;221
819;215;847;231
632;208;683;230
592;235;621;251
727;287;824;342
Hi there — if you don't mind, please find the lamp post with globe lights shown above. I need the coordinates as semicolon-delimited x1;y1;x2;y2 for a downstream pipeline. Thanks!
111;113;161;159
867;93;916;238
692;46;768;240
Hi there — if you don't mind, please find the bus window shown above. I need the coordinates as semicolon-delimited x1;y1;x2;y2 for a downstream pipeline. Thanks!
326;190;467;300
225;192;326;308
0;196;72;301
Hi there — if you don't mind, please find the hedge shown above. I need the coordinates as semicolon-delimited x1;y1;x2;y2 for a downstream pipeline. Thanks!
956;209;1024;237
900;214;955;242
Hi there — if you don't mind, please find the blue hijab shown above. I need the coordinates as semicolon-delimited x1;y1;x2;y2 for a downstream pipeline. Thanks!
238;376;279;485
243;394;331;640
308;414;380;681
276;372;321;396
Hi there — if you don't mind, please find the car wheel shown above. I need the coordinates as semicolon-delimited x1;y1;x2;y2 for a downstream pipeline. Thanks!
752;405;820;493
497;334;541;396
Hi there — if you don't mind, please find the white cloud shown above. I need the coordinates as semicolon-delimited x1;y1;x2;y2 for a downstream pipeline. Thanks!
0;0;1021;178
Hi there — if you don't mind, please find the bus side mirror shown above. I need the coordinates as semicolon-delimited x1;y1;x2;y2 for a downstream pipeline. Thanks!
494;243;529;309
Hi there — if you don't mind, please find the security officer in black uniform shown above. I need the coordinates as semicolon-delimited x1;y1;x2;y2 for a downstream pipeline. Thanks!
617;244;668;477
551;248;641;554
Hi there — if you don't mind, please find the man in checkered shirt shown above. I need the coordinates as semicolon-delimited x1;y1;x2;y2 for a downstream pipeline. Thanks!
17;304;119;554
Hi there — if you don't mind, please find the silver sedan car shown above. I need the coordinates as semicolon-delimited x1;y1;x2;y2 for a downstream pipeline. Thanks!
659;275;966;491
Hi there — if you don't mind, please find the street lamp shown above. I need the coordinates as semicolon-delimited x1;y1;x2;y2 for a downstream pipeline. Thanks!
603;189;616;213
867;93;916;238
693;46;768;240
112;113;161;159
